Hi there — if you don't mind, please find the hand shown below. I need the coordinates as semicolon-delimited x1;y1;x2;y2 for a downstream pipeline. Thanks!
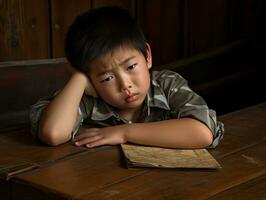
65;64;98;97
73;126;127;148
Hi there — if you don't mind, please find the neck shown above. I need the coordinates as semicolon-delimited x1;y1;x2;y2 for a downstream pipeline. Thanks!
116;107;142;122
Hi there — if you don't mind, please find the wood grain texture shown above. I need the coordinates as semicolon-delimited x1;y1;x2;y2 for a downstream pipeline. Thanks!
0;128;87;181
0;0;50;61
92;0;135;14
51;0;91;58
0;0;264;63
11;147;147;200
207;174;266;200
140;0;183;65
213;103;266;157
71;142;266;200
6;103;266;200
0;125;90;200
51;0;135;58
183;0;229;56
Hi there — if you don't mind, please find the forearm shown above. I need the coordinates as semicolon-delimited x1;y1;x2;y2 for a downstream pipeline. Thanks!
39;72;87;145
125;118;213;148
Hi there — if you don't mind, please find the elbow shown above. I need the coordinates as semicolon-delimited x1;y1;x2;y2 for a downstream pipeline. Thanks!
200;129;213;148
38;127;70;146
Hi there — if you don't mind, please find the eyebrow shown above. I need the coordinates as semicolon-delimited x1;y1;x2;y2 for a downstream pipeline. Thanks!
96;56;136;77
96;69;112;77
119;56;136;66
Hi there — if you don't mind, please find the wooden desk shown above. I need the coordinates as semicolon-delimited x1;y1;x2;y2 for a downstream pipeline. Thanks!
1;103;266;200
0;125;88;199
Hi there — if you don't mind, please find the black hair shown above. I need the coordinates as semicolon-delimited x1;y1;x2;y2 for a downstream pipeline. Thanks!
64;6;147;72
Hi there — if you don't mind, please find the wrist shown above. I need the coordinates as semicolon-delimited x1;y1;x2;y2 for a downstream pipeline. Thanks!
122;124;132;143
71;72;88;90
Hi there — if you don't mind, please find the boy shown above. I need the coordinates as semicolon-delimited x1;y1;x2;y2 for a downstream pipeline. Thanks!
30;7;224;148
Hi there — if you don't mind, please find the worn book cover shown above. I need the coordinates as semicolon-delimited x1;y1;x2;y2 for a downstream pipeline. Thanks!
121;143;221;169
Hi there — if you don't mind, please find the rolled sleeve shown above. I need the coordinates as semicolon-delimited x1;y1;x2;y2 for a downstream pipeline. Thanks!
29;97;51;139
208;111;224;148
71;107;83;140
177;103;224;148
166;73;224;148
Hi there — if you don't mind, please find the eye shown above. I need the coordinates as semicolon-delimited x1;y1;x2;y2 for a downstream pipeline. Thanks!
127;63;137;71
100;76;113;83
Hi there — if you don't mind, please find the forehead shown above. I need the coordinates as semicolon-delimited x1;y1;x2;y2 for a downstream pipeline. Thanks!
88;46;143;72
102;46;141;63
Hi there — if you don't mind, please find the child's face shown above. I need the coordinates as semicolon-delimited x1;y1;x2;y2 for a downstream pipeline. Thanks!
88;46;152;114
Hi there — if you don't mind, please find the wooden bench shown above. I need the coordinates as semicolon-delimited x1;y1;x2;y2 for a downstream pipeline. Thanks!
0;102;265;199
1;40;265;130
0;58;68;129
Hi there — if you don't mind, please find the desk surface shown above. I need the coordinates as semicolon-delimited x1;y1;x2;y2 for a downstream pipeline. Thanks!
1;103;266;200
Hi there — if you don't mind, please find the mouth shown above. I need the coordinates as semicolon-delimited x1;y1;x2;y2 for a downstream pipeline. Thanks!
125;93;139;103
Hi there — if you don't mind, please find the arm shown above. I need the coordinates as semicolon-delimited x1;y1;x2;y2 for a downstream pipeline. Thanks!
125;118;213;148
74;118;213;148
39;72;88;146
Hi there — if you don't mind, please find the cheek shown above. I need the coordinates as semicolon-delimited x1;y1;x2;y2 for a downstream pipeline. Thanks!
136;70;150;86
90;81;104;97
94;84;118;100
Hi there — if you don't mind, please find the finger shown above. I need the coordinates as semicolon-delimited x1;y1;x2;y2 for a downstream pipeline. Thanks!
74;135;103;146
86;138;108;148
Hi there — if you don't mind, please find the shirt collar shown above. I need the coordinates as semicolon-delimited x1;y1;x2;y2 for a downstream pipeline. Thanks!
90;78;170;121
147;79;170;111
91;98;117;121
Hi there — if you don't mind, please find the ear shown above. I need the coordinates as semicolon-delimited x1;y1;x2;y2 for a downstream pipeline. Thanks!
146;43;152;69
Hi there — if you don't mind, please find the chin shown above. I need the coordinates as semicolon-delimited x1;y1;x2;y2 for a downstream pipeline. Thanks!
126;101;145;110
116;101;143;110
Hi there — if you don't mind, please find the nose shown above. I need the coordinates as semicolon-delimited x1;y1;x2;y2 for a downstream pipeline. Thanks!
118;74;132;93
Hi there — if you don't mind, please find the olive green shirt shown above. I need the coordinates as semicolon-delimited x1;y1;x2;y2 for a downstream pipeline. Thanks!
30;70;224;148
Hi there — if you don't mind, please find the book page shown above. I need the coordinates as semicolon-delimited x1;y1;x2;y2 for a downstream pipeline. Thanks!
121;144;221;169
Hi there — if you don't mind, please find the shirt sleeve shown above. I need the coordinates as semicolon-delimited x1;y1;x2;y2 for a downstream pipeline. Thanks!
29;95;52;139
29;91;91;141
160;70;224;148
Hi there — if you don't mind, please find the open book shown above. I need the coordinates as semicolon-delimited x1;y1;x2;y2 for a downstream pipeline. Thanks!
121;143;221;169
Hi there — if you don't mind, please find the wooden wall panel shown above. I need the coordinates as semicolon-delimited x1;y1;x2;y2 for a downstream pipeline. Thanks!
140;0;183;66
183;0;229;56
1;0;264;63
92;0;135;16
0;0;50;62
51;0;135;58
51;0;91;58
